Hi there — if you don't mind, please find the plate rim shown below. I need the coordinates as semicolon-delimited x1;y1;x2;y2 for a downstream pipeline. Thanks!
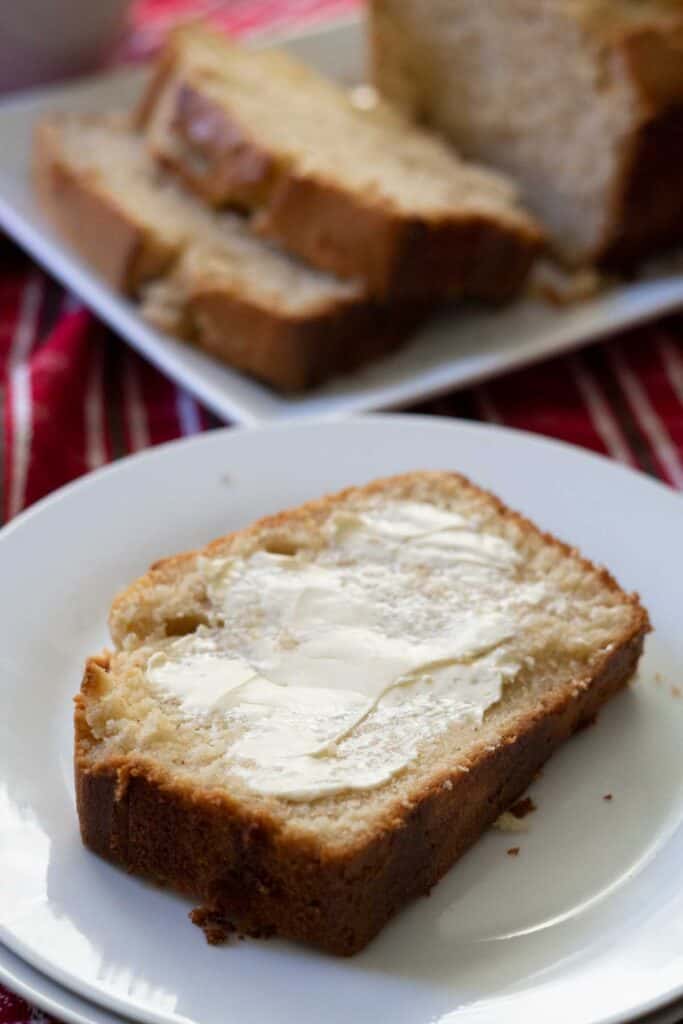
2;942;683;1024
1;413;683;1024
1;412;681;551
0;945;127;1024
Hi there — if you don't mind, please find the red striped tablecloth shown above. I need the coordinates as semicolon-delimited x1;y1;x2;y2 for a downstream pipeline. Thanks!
1;2;682;1022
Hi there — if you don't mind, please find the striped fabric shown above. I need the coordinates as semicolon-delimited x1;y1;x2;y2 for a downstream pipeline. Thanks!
0;2;682;1022
2;259;683;526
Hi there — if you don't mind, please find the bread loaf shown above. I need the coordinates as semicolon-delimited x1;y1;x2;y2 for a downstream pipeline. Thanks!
371;0;683;266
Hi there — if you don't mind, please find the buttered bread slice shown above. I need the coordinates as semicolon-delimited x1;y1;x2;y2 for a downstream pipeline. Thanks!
138;25;543;299
75;472;648;954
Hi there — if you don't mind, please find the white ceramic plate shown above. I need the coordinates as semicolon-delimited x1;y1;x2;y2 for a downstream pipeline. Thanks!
1;17;683;424
1;415;683;1024
0;943;125;1024
1;952;679;1024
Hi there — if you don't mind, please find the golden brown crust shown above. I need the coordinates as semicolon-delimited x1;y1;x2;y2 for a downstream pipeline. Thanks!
34;118;175;292
617;18;683;110
34;115;422;393
75;629;646;955
255;172;540;301
77;471;651;954
575;1;683;108
593;11;683;263
600;102;683;266
137;44;543;300
189;288;425;391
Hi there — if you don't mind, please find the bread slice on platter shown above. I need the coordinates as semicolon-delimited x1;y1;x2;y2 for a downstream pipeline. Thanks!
35;114;418;391
75;471;649;955
137;25;543;299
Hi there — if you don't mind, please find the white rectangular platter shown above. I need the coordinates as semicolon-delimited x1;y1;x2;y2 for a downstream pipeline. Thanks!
1;14;683;425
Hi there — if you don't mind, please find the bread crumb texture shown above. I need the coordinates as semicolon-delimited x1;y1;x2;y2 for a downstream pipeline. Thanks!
371;0;683;264
78;471;647;849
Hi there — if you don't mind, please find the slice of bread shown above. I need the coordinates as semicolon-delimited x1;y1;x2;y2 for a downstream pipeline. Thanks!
75;471;649;955
370;0;683;266
137;25;543;299
34;115;417;391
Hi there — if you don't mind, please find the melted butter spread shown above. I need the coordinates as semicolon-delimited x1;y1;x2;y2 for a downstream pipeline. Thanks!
146;501;547;800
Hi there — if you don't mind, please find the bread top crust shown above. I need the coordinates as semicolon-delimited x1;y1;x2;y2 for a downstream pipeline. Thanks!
77;472;649;858
572;0;683;108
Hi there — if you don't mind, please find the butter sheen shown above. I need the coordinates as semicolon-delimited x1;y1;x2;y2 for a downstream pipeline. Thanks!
146;501;545;800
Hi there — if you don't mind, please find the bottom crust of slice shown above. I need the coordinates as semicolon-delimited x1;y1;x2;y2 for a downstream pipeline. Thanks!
255;171;543;302
75;628;645;956
187;290;426;392
600;103;683;268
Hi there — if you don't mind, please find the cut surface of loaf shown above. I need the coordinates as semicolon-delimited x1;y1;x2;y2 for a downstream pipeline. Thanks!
371;0;683;266
137;25;543;299
75;471;649;955
35;114;416;391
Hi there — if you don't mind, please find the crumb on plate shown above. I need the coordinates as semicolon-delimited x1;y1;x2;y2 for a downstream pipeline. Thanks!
510;796;537;819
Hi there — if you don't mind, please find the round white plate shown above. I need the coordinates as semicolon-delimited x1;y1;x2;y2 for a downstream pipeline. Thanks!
0;943;124;1024
1;415;683;1024
3;948;683;1024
